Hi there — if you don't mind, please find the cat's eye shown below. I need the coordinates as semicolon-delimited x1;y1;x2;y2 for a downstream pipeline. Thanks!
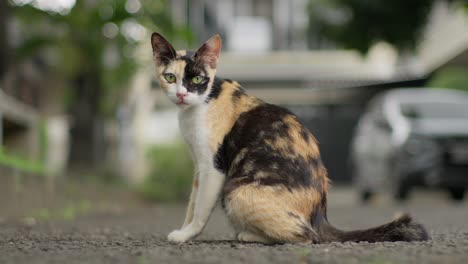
164;73;176;83
192;76;204;84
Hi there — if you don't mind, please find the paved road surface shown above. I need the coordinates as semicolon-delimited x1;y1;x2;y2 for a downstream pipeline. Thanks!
1;188;467;264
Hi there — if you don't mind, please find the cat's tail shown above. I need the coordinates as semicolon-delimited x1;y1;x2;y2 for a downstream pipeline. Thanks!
316;213;430;243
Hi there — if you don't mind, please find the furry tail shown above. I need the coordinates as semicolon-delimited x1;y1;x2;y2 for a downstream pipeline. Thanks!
317;214;430;243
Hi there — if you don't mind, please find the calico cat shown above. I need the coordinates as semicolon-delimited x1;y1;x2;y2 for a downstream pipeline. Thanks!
151;33;429;244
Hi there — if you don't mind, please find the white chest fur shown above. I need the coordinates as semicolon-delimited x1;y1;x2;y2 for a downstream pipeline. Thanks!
178;105;213;171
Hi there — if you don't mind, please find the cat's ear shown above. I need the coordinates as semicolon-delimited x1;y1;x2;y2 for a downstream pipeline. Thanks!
151;32;177;65
194;34;222;69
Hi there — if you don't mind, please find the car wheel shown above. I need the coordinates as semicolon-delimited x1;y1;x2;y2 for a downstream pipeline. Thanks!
448;187;465;201
360;190;374;203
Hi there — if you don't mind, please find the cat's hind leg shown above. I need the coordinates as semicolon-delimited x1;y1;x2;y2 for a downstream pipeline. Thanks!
224;183;320;244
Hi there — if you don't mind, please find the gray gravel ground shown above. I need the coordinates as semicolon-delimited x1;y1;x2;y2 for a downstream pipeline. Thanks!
1;188;467;264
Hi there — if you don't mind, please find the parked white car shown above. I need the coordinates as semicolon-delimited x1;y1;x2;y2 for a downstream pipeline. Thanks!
351;88;468;201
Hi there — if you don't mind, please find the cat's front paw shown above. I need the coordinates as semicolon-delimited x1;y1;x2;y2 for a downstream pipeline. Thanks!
167;229;191;243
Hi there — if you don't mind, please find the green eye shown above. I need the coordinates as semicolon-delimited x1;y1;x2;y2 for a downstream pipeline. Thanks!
164;73;176;83
192;76;204;84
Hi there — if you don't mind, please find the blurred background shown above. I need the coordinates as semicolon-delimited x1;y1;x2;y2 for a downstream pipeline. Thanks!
1;0;468;220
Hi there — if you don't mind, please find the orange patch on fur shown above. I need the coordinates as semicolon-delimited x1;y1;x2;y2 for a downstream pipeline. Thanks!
283;115;320;159
156;60;187;92
262;115;320;164
206;83;261;152
225;183;321;243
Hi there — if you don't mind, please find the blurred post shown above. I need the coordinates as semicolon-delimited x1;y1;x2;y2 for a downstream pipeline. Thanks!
0;0;10;78
0;112;3;146
45;116;70;177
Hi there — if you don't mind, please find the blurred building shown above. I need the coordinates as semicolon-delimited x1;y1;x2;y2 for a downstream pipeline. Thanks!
122;0;468;183
170;0;310;51
418;1;468;73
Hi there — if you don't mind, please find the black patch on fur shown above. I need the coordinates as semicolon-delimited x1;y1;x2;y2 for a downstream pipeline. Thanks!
319;191;328;215
231;89;245;104
288;212;301;220
224;78;234;83
301;127;310;144
205;77;224;102
216;104;327;203
310;194;328;231
158;56;173;66
315;213;430;243
179;56;209;95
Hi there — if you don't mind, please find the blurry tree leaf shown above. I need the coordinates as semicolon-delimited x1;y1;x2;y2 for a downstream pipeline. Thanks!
15;36;57;60
307;0;465;54
9;0;192;166
428;67;468;92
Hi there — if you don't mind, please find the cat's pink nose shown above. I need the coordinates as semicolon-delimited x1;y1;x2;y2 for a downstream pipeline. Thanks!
176;92;187;99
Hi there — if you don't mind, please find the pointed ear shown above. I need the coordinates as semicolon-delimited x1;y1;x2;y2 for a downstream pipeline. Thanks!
151;32;176;65
194;34;222;69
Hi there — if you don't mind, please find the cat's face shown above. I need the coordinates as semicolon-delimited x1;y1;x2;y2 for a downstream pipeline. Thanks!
151;33;222;109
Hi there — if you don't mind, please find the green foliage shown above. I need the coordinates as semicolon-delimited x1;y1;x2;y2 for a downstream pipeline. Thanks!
138;0;195;45
138;143;193;202
428;67;468;91
0;121;47;175
0;147;45;175
30;199;93;221
307;0;461;53
10;0;191;115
